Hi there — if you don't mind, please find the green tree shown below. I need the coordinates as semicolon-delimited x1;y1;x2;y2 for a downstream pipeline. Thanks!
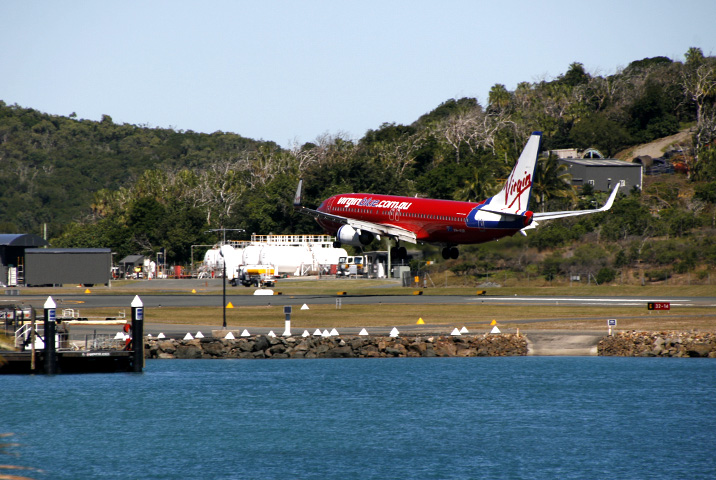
530;153;575;212
569;113;631;157
454;165;500;202
488;83;511;112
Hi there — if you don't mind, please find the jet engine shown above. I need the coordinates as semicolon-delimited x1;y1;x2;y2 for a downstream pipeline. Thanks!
336;225;374;246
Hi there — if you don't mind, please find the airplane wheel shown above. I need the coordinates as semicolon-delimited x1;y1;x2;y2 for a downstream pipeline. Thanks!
398;246;407;260
450;247;459;259
441;247;450;260
390;246;398;258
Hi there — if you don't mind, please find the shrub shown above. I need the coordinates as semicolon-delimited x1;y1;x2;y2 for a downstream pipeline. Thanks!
645;269;671;281
596;267;617;284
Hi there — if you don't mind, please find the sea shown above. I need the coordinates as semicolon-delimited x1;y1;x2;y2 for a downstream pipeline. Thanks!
2;357;715;480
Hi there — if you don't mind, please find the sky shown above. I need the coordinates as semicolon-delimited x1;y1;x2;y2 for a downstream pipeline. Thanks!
2;0;715;147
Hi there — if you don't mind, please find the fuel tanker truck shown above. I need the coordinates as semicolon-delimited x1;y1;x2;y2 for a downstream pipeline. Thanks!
235;264;277;288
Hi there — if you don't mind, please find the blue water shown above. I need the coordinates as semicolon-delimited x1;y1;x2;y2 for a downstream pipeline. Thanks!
2;357;715;480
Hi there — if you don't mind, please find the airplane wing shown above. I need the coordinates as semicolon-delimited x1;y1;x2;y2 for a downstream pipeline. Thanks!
525;184;620;229
293;180;418;244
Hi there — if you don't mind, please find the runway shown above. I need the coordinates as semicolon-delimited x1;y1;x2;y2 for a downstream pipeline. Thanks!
6;292;716;309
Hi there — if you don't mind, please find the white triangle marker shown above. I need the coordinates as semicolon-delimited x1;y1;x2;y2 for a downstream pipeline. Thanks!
321;329;330;337
329;328;339;336
225;331;235;339
313;328;322;336
302;330;310;337
301;304;309;310
389;327;399;338
359;328;369;336
460;326;469;334
195;331;204;338
268;330;276;337
451;328;461;336
183;332;194;340
157;332;165;339
240;329;250;337
490;326;501;334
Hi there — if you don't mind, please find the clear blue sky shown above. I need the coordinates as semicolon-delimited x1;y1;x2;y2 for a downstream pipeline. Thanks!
2;0;715;147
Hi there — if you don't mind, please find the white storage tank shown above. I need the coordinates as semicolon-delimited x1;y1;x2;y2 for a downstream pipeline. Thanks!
259;245;314;274
203;247;223;270
313;246;348;266
204;246;244;270
241;245;263;265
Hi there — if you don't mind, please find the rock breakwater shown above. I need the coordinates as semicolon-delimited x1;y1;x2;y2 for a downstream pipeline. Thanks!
146;334;528;359
598;331;716;357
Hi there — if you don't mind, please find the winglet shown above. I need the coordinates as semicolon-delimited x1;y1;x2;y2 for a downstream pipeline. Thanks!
601;183;620;212
293;179;303;208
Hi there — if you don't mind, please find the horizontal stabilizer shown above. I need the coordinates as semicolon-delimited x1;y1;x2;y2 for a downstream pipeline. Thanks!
532;184;620;221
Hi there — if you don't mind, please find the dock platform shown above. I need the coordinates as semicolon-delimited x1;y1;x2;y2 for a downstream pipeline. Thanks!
0;349;137;374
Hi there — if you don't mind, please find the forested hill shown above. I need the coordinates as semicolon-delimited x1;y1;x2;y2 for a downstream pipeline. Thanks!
0;103;277;233
1;47;715;272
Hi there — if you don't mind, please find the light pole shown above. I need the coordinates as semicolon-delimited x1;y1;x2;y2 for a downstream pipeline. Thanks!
206;228;245;330
219;249;227;329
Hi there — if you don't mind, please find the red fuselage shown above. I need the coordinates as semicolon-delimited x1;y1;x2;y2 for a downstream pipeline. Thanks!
316;193;523;245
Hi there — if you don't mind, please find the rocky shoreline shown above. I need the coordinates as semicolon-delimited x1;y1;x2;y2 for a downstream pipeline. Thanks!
146;333;528;359
144;331;716;359
598;331;716;358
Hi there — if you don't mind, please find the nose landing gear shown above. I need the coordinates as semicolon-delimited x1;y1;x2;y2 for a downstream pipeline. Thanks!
441;246;459;260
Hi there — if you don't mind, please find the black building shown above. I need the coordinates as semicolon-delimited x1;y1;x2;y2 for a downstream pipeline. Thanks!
0;234;49;286
24;248;112;286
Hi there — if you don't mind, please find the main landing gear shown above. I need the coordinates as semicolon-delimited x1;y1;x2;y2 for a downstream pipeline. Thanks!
442;246;459;260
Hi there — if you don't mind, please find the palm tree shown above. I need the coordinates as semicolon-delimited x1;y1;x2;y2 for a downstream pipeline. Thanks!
454;165;500;202
531;154;575;212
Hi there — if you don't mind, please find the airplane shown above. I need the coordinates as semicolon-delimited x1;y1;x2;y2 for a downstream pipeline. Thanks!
293;131;619;260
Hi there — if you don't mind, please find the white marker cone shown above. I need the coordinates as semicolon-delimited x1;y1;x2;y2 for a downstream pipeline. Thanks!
183;332;194;340
301;304;309;310
321;329;330;337
460;326;469;334
225;331;236;339
329;328;339;336
359;328;369;336
490;326;501;334
241;329;250;337
313;328;322;336
157;333;166;339
195;331;204;338
451;328;461;336
147;333;152;338
302;330;310;337
268;330;276;337
389;327;399;338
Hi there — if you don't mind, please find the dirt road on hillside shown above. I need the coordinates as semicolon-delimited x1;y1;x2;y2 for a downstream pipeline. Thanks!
620;129;692;160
